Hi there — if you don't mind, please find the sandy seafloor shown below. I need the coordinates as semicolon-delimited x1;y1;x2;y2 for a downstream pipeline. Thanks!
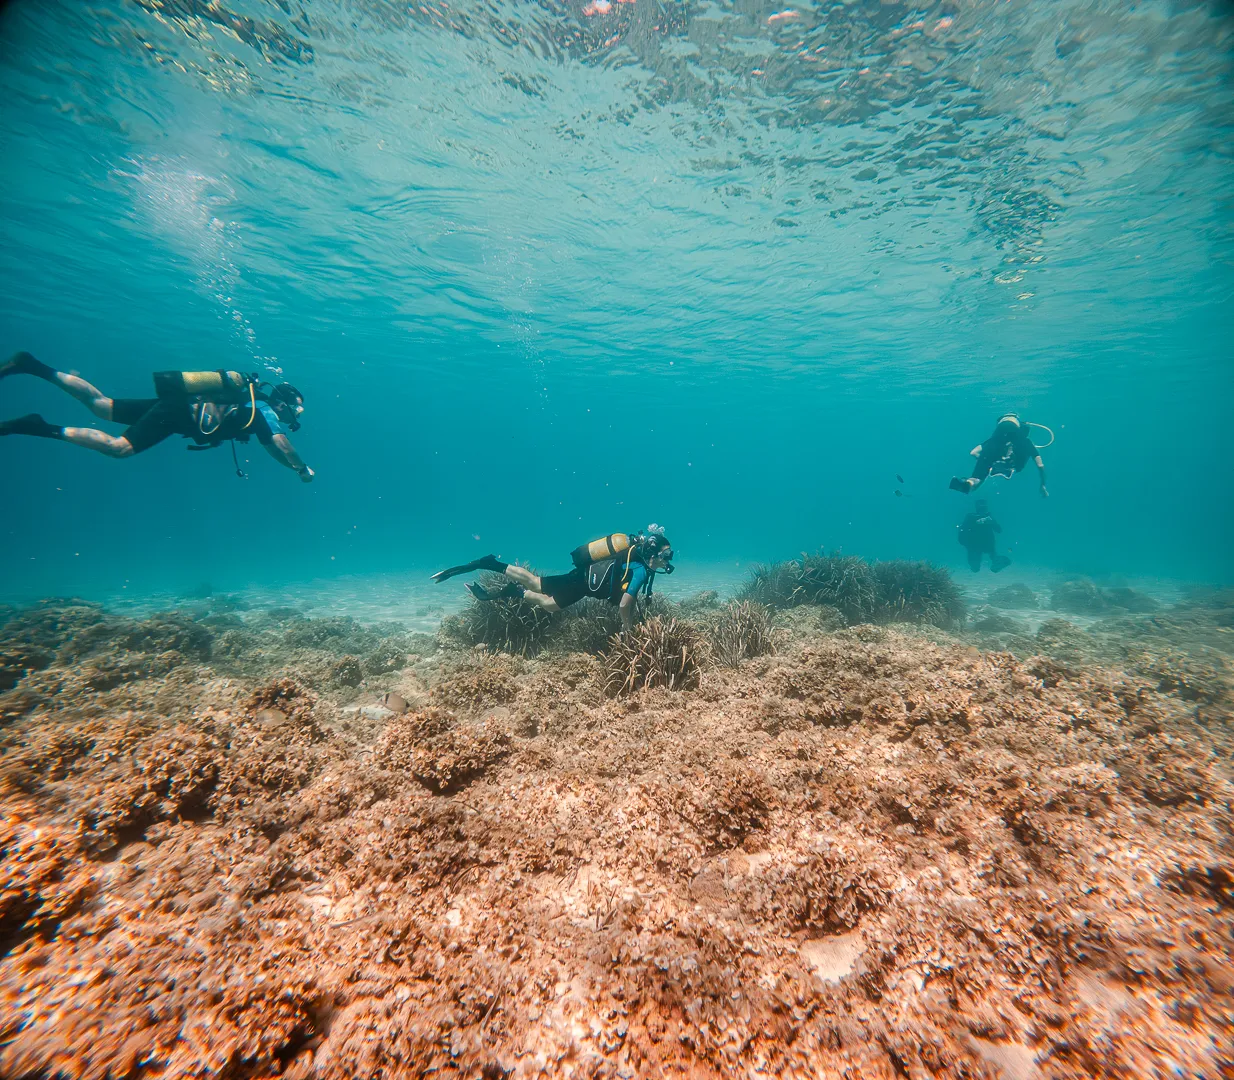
76;563;1194;632
0;562;1230;1079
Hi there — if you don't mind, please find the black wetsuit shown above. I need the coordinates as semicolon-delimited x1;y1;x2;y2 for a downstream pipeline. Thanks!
539;557;654;609
958;511;1009;573
971;419;1037;484
113;397;288;454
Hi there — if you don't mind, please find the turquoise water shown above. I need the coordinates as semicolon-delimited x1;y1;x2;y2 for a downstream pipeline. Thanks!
1;0;1232;604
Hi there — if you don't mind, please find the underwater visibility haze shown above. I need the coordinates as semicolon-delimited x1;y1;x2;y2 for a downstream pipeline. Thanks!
1;0;1232;599
5;5;1234;1080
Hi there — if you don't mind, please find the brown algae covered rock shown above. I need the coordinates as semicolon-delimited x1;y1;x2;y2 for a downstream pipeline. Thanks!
0;596;1230;1079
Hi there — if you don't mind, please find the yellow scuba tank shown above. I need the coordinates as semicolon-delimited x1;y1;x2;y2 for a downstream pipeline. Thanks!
153;369;254;402
571;533;631;569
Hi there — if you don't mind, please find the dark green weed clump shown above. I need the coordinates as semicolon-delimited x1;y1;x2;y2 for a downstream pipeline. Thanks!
438;574;560;656
739;551;964;629
602;617;706;696
548;599;624;656
873;559;966;629
738;553;877;622
439;576;690;658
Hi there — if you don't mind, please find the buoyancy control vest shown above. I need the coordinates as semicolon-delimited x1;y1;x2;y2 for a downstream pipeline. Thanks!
154;370;261;445
585;556;643;602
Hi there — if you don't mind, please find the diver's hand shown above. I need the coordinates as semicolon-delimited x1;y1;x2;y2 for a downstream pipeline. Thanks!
970;444;983;457
299;465;315;483
1040;484;1049;498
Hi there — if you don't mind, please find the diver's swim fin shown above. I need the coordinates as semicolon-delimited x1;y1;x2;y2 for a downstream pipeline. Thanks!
0;352;55;382
431;554;508;583
466;581;522;602
0;413;62;439
991;555;1011;573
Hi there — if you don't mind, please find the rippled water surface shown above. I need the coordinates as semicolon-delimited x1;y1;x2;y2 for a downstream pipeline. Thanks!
1;0;1232;595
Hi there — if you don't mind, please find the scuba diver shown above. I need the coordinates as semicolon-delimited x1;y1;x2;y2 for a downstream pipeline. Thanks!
957;499;1011;573
0;352;314;481
949;412;1048;497
432;525;675;633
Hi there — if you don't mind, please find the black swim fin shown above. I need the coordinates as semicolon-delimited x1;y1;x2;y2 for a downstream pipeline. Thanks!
0;413;62;439
466;581;522;602
431;554;508;583
0;352;55;382
991;555;1011;573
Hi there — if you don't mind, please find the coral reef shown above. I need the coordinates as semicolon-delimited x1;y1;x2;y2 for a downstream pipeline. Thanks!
0;592;1230;1080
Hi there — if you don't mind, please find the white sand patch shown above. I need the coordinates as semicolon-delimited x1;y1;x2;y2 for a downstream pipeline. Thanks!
800;931;863;983
971;1038;1042;1080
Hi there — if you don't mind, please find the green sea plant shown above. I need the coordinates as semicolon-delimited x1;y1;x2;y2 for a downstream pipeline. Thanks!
709;601;776;667
548;598;623;656
873;559;965;629
797;553;879;623
438;573;559;656
602;617;705;696
738;551;963;629
737;561;804;608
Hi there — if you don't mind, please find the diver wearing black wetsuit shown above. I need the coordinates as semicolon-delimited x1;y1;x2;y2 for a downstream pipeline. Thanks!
949;413;1047;497
432;527;675;633
957;499;1011;573
0;352;314;481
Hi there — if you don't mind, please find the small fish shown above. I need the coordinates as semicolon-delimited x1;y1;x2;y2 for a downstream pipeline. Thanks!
895;490;903;497
896;474;905;484
381;692;409;714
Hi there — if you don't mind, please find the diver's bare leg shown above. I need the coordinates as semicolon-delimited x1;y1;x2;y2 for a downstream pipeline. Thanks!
60;428;134;457
51;373;117;420
504;565;543;591
520;590;561;612
1;352;117;419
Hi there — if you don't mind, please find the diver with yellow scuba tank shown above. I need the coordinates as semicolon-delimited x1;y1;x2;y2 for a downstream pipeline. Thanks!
0;352;314;481
431;526;676;633
949;412;1050;497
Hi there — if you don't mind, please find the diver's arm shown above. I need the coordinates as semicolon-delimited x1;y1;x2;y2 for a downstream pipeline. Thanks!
1035;454;1047;497
265;434;314;482
619;592;637;633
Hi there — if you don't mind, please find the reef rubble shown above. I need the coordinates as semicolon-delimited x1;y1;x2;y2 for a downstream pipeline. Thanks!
0;592;1230;1079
